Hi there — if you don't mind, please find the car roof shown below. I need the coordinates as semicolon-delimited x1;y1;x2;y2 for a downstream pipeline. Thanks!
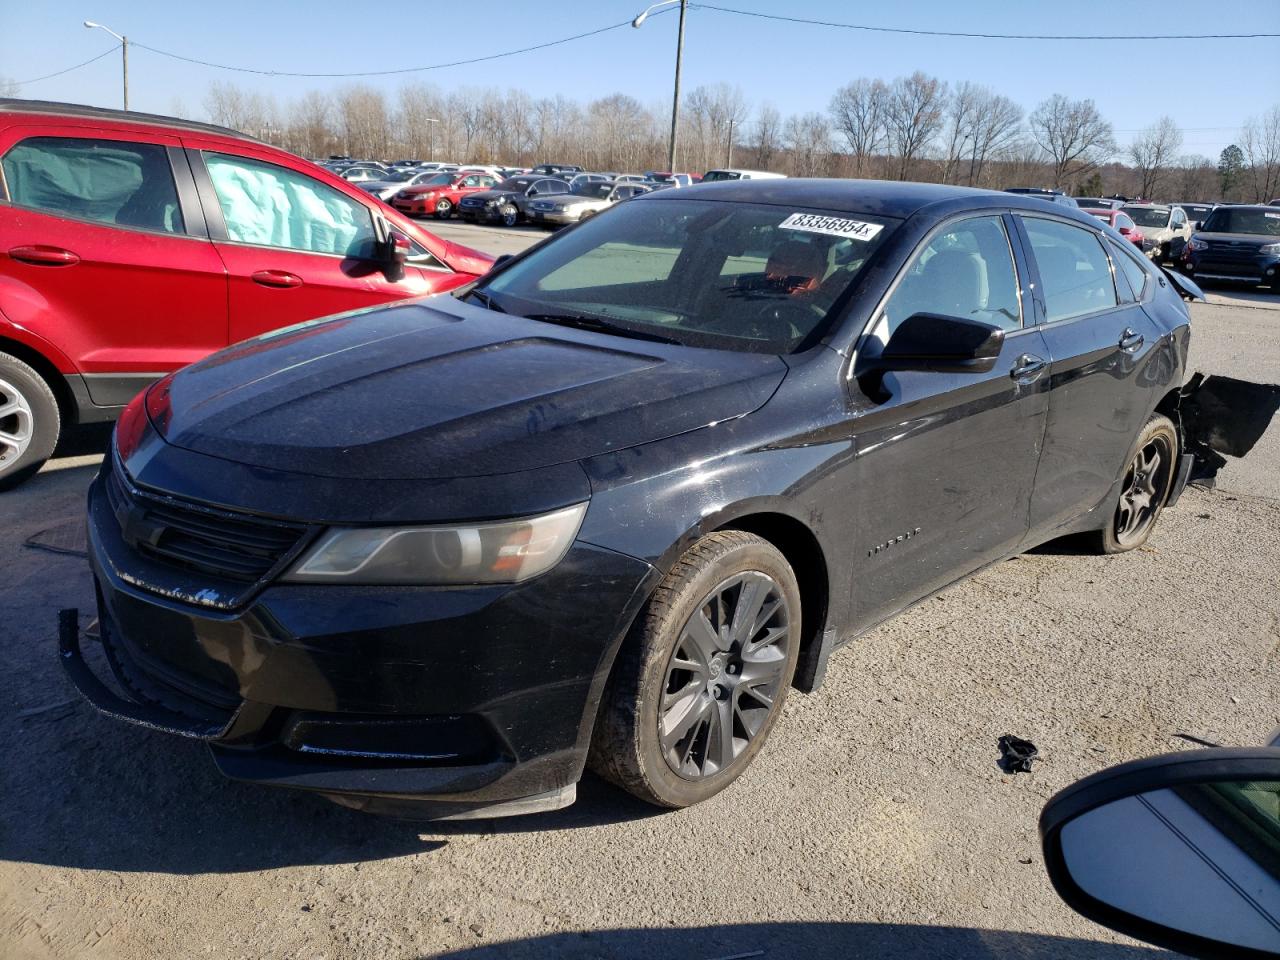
647;177;1017;219
0;98;263;143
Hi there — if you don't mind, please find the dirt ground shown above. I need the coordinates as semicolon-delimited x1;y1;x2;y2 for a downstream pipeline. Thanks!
2;280;1277;960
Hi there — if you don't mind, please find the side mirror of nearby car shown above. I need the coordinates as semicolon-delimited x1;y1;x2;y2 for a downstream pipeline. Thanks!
1041;747;1280;959
1195;221;1204;230
1118;226;1132;236
877;313;1005;374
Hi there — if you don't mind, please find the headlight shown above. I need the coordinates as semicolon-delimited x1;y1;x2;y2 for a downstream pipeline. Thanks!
1260;242;1280;255
282;503;587;585
1188;237;1209;251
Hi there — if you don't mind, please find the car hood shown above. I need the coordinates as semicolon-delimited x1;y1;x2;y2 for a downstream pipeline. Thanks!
1194;231;1278;247
148;299;787;481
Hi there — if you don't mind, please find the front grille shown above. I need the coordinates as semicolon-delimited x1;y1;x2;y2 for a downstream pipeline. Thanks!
1203;240;1261;261
106;459;307;583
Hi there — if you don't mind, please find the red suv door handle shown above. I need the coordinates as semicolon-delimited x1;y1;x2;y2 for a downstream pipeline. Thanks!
251;270;303;289
9;245;80;266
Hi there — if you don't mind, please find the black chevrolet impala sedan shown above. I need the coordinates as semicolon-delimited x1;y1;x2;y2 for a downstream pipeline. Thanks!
64;180;1201;818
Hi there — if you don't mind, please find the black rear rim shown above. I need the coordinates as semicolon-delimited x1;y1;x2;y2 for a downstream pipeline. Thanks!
658;571;791;780
1114;433;1173;546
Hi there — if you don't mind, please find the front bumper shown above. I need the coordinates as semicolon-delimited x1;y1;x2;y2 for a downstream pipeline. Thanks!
530;208;582;225
65;462;657;816
1183;250;1280;285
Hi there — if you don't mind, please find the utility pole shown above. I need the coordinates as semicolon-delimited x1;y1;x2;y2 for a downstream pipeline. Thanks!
425;118;439;162
632;0;688;173
725;117;735;167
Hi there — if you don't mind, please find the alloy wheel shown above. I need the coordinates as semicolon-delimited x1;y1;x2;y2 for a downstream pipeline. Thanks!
0;377;34;467
658;571;791;780
501;207;517;227
1114;434;1172;546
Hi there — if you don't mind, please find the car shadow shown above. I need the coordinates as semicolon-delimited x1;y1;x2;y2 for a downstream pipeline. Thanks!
0;686;662;874
427;922;1163;959
52;421;114;459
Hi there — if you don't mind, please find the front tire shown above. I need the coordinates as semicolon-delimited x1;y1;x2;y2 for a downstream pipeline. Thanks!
1091;413;1178;554
434;198;453;219
0;351;60;490
500;205;518;227
590;531;801;808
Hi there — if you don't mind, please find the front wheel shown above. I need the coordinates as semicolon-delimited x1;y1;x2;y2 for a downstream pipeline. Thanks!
1091;413;1178;554
500;205;518;227
590;531;801;808
433;198;453;219
0;351;60;490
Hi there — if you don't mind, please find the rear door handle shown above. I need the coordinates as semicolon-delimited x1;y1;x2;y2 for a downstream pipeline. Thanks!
1119;327;1144;352
251;270;303;289
9;245;80;266
1010;353;1047;383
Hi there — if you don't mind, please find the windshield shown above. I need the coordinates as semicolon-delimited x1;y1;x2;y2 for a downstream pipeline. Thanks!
382;171;413;182
571;182;614;199
1201;208;1280;235
702;171;741;182
1125;207;1171;228
478;199;897;354
499;177;535;191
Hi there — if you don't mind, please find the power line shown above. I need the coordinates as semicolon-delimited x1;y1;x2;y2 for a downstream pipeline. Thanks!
694;3;1280;40
129;12;669;79
15;45;120;86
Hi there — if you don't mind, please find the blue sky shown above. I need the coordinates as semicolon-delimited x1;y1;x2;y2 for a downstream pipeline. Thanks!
3;0;1277;159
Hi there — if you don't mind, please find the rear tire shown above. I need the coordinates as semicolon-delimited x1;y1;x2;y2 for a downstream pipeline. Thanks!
0;351;60;490
589;531;801;808
1089;413;1178;554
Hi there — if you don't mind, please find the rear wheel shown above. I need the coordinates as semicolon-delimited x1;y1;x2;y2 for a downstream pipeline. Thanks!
590;531;801;808
1090;413;1178;554
434;198;453;219
0;351;60;490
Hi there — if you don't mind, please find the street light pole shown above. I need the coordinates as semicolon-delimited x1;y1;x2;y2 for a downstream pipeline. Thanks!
84;21;128;110
725;117;735;167
632;0;687;173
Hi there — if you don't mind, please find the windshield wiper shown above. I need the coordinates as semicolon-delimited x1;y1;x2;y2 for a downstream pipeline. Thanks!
524;312;683;345
465;289;505;313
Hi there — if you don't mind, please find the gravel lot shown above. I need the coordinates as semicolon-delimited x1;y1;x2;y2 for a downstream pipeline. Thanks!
2;227;1277;960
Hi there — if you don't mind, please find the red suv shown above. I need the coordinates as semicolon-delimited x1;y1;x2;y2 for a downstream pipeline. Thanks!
390;171;503;219
0;100;494;488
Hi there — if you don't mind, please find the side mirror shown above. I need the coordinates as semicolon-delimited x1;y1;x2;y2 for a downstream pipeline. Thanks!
1041;747;1280;959
528;188;539;196
1118;226;1132;236
877;312;1005;374
386;230;411;266
1195;221;1204;230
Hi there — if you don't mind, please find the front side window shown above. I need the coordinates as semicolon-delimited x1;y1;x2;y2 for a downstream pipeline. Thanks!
205;153;377;258
1022;217;1118;323
2;136;183;234
882;215;1022;335
479;198;897;353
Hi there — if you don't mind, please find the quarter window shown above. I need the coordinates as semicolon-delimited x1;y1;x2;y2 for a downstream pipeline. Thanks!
2;136;184;234
205;153;377;258
1022;218;1118;323
882;215;1022;334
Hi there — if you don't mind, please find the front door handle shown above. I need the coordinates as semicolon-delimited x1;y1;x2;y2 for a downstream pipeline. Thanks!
9;245;80;266
1010;353;1047;383
251;270;303;289
1119;327;1144;352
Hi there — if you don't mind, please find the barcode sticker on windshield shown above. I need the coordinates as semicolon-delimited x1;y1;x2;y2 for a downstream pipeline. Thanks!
779;213;883;241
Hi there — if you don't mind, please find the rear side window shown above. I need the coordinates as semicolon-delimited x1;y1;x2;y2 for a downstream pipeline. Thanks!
205;153;376;258
1022;218;1118;323
1108;237;1152;302
2;136;184;234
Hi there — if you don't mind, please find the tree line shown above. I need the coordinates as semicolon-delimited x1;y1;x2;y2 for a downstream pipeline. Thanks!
198;76;1280;202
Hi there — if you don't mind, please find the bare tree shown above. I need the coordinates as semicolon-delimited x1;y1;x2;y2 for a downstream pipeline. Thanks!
966;91;1023;187
783;112;833;177
829;78;888;177
750;103;783;171
683;84;748;173
1129;116;1183;199
883;72;947;180
0;77;18;98
1029;94;1115;189
333;85;389;159
1241;105;1280;202
1175;154;1217;201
